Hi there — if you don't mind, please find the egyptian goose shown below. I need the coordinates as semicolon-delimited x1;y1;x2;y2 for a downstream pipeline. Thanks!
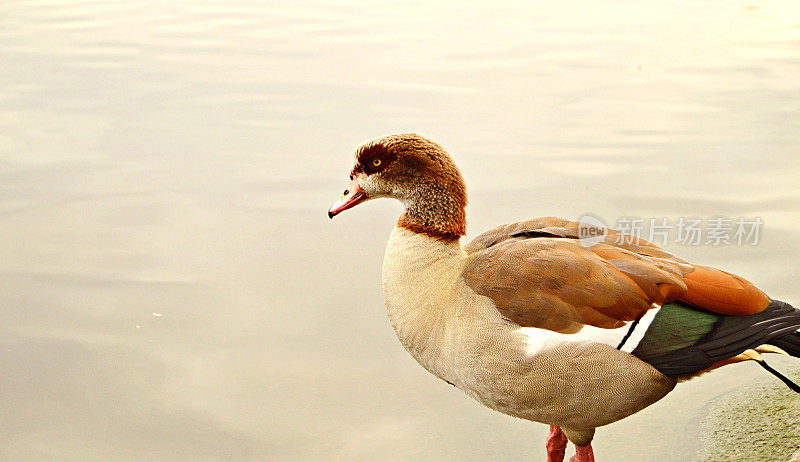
328;134;800;462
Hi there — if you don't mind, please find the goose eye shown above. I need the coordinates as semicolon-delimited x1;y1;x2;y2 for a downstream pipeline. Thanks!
372;159;381;167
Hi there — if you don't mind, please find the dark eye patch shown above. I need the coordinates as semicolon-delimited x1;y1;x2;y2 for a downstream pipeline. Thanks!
356;143;397;175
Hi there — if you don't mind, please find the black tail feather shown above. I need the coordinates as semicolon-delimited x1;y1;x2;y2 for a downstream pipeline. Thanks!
767;331;800;358
636;299;800;394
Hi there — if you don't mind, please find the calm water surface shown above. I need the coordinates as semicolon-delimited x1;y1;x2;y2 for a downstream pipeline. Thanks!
1;1;799;460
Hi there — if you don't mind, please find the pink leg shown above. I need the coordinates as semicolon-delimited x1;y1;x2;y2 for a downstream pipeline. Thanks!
546;425;568;462
570;443;595;462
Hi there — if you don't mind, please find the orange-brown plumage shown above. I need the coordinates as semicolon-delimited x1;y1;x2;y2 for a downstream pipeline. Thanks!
679;265;770;315
464;216;773;327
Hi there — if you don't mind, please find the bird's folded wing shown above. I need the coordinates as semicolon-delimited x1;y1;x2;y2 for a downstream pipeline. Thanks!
462;236;690;331
463;217;770;332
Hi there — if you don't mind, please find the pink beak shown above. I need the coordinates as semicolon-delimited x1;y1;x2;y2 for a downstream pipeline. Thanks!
328;177;368;218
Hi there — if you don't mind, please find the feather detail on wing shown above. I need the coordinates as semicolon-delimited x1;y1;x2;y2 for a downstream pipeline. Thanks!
679;265;771;315
462;217;768;333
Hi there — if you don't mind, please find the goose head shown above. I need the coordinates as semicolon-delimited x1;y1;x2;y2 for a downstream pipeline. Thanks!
328;133;468;240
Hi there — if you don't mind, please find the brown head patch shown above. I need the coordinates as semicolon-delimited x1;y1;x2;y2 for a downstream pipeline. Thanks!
352;134;469;241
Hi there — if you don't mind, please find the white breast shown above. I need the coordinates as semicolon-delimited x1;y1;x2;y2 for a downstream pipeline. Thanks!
381;227;513;386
